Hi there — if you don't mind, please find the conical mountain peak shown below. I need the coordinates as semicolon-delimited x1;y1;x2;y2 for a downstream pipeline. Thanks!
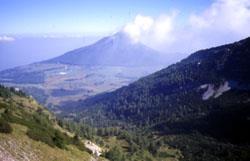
45;31;167;67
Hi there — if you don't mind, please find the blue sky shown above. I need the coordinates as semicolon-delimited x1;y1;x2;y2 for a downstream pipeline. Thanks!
0;0;250;71
0;0;213;35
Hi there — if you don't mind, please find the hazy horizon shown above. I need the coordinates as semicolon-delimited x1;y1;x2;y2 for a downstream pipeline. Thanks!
0;35;101;70
1;0;250;70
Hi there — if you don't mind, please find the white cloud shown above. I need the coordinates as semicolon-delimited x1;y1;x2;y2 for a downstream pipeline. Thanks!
185;0;250;52
123;15;154;42
153;15;174;41
189;0;250;32
0;36;15;42
123;0;250;55
123;12;177;43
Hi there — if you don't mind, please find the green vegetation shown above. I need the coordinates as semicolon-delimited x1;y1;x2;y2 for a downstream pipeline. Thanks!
60;117;182;160
2;103;69;149
61;37;250;161
164;134;250;161
0;123;92;161
0;85;87;152
104;146;125;161
0;118;12;133
0;85;26;98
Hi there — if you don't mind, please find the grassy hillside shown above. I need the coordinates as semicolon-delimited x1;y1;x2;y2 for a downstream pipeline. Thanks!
0;85;94;161
0;124;91;161
0;85;183;161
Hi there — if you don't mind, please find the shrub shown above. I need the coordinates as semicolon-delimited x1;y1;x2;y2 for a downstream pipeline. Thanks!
105;146;125;161
27;127;55;147
0;119;12;133
158;152;175;158
53;130;66;149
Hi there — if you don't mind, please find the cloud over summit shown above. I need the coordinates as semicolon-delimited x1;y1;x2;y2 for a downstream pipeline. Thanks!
123;0;250;54
123;12;176;44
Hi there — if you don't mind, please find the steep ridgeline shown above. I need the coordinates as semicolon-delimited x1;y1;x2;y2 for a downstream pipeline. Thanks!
63;37;250;161
0;32;169;108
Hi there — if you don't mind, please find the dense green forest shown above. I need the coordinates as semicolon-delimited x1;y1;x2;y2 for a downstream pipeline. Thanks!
60;37;250;161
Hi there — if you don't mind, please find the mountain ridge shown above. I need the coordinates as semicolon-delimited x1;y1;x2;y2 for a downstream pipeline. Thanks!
62;36;250;140
44;31;168;67
58;36;250;161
